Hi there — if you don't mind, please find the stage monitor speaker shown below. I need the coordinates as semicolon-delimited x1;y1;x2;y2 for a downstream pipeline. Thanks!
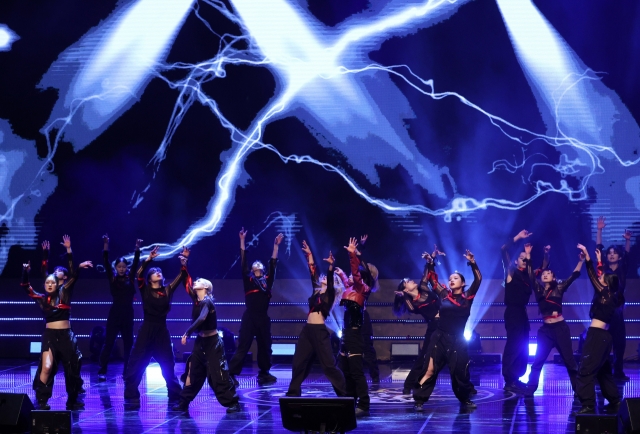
575;413;619;434
31;410;72;434
619;398;640;433
279;397;356;434
0;393;34;433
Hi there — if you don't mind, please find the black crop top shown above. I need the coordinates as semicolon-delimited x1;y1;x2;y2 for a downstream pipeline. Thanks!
240;249;277;313
136;258;188;324
528;261;580;317
501;239;549;307
21;253;79;323
397;263;441;322
428;261;482;336
306;260;337;319
184;297;217;336
585;259;618;323
104;249;139;307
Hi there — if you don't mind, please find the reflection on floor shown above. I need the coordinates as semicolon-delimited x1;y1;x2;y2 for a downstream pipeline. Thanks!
0;359;637;433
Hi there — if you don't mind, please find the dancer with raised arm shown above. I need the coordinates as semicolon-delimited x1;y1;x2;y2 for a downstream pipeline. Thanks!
98;235;141;381
393;246;443;395
123;246;189;408
23;235;93;410
523;244;583;396
228;228;284;387
286;241;347;397
173;276;241;413
574;244;620;415
338;237;378;418
596;216;632;381
356;235;380;386
413;249;482;410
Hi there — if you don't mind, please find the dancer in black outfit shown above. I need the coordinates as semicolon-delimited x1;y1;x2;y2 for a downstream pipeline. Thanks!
24;235;93;410
123;245;189;407
596;216;632;381
501;229;547;392
523;244;583;396
98;235;141;381
356;235;380;386
413;249;482;410
228;228;284;386
574;244;620;414
339;237;378;418
393;248;443;395
173;277;241;413
286;242;347;397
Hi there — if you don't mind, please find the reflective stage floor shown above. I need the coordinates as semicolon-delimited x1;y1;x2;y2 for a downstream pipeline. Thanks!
1;359;638;433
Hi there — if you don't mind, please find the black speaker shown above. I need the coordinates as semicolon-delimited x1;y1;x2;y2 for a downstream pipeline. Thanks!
0;393;34;433
31;410;72;434
619;398;640;433
279;397;356;434
575;413;619;434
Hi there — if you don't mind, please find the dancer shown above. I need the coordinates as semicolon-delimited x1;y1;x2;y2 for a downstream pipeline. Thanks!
98;235;141;381
596;216;632;381
501;229;540;392
339;237;378;418
228;228;284;386
574;244;620;414
393;246;443;395
413;249;482;410
173;277;241;413
23;235;93;410
286;241;347;397
123;246;189;407
523;244;583;396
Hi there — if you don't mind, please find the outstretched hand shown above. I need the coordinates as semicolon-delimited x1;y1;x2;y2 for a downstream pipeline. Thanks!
464;249;475;263
360;234;368;245
576;243;587;253
274;233;284;245
301;240;312;256
421;251;433;263
179;256;188;267
544;245;551;253
432;244;446;258
623;229;632;241
594;248;602;263
344;237;358;253
148;245;160;261
135;239;143;250
578;251;586;261
61;234;71;249
323;251;335;265
181;246;190;258
79;261;93;269
102;234;109;244
41;240;50;251
524;243;533;255
239;227;247;240
23;261;31;272
597;216;606;230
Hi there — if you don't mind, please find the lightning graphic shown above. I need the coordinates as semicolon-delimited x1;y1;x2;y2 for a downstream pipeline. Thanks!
1;0;639;271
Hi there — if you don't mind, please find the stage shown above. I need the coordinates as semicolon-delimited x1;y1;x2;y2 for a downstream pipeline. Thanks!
1;359;637;433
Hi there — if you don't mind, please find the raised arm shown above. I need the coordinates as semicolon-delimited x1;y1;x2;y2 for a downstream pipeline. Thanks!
324;251;337;306
266;233;283;291
130;239;142;286
424;254;448;298
345;238;369;295
463;250;482;298
103;234;114;284
21;261;45;302
41;240;50;278
502;230;532;283
334;267;350;288
577;244;602;293
302;240;320;292
418;252;436;294
137;245;159;291
558;252;584;294
524;244;544;297
596;216;605;246
166;247;190;296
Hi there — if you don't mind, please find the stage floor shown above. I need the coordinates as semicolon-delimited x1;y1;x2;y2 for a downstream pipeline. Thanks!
1;359;638;433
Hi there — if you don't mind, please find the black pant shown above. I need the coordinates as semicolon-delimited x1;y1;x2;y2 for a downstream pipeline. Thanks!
228;310;272;376
361;310;379;382
180;335;239;407
99;306;134;375
526;321;577;392
288;324;347;397
123;321;182;400
413;329;474;404
404;320;438;391
609;307;626;373
575;327;619;407
339;328;370;411
33;328;83;405
502;306;530;383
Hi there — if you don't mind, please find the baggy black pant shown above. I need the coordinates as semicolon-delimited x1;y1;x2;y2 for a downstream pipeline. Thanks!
228;310;272;376
338;328;370;410
609;307;626;373
33;328;83;405
361;310;379;382
502;306;530;383
180;335;239;407
123;321;182;400
99;306;134;375
404;319;438;391
575;327;620;407
287;323;347;397
413;329;474;404
526;321;577;392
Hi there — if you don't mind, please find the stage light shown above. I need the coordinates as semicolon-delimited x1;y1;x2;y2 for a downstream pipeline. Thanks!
529;343;537;356
337;329;343;339
218;330;223;338
464;329;472;341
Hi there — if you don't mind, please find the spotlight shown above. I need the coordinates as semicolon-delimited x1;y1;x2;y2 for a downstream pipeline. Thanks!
337;329;343;339
529;343;537;356
466;330;482;354
464;329;472;341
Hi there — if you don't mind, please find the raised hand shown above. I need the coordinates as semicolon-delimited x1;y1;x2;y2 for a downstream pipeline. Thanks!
135;239;143;250
179;256;188;267
323;251;335;265
421;251;433;263
181;335;187;346
623;229;632;241
360;234;368;245
274;233;284;245
239;227;247;241
23;261;31;272
181;246;190;258
579;251;586;261
464;249;475;263
597;216;606;230
148;245;160;261
334;266;344;275
524;243;533;255
594;248;602;263
544;245;551;253
301;240;312;257
103;234;109;245
576;243;587;253
61;234;71;249
344;237;358;253
432;244;446;257
41;240;50;251
515;229;533;241
79;261;93;269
